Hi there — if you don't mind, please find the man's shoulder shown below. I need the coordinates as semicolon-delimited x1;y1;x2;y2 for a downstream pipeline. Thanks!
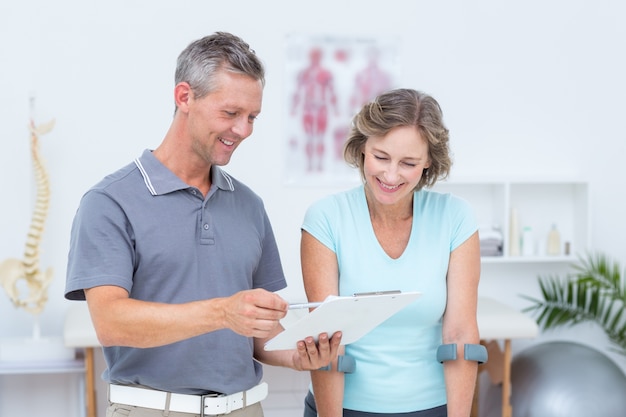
91;161;139;191
215;168;263;203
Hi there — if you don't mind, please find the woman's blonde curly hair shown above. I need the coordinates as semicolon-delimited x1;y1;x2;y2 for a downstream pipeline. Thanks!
343;88;452;191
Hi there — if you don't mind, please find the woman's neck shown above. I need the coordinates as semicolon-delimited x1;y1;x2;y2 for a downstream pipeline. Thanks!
365;188;413;224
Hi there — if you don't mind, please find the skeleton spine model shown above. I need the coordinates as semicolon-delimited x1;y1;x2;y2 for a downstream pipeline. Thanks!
0;119;55;315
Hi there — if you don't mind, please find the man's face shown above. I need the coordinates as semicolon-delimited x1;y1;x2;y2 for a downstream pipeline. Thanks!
187;71;263;167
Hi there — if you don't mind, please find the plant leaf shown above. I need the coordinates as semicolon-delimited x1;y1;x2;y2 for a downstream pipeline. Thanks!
522;252;626;357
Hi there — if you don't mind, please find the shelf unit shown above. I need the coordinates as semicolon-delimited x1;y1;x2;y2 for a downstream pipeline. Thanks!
430;179;590;264
0;358;87;417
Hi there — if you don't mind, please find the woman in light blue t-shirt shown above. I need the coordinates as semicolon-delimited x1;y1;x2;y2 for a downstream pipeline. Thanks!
301;89;481;417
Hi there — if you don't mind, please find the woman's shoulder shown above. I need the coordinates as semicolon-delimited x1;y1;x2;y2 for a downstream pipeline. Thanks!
418;187;470;207
305;186;364;222
417;188;475;222
311;185;363;208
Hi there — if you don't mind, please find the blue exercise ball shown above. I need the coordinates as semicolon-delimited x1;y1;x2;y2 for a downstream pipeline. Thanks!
483;341;626;417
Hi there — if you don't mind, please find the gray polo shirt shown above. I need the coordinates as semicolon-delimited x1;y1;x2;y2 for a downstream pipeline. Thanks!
65;149;286;395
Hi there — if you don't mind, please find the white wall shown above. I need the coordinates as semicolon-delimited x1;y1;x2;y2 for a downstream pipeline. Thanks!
1;1;625;416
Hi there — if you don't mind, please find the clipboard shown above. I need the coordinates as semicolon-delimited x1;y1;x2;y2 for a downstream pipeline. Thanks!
264;290;421;351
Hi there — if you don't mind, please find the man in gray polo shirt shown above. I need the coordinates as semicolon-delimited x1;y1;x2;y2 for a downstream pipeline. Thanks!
65;32;341;417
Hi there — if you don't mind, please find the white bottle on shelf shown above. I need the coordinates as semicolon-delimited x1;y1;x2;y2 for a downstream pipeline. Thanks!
547;223;561;256
509;208;521;256
522;226;534;256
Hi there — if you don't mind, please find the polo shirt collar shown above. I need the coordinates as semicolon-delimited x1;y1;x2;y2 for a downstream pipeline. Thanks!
134;149;235;196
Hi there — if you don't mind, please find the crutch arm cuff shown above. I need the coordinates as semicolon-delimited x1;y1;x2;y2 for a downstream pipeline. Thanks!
437;343;488;364
464;343;488;364
317;355;356;373
337;354;356;373
436;344;457;363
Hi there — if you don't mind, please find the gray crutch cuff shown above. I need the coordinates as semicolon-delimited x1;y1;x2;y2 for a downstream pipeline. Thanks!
317;355;356;373
436;343;488;364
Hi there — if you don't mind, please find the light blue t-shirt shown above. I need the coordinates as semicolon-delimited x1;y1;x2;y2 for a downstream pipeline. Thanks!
302;185;477;413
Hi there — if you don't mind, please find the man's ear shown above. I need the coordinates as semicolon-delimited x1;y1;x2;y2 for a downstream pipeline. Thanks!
174;82;192;113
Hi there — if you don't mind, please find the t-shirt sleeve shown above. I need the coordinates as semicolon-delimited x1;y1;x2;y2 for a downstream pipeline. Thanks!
448;194;479;252
301;196;337;253
254;209;288;292
65;190;135;300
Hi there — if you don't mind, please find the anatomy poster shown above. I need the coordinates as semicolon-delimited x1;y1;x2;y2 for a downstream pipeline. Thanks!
284;34;401;186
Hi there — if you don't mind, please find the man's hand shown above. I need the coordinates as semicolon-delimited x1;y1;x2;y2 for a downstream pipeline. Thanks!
292;331;342;371
220;289;288;338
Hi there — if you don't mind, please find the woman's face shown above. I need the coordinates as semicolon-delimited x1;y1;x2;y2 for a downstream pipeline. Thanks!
362;125;430;207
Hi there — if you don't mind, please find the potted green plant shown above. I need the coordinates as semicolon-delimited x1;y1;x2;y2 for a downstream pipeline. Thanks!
522;252;626;356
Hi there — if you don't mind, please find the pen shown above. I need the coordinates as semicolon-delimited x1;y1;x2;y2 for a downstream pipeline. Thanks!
288;301;324;310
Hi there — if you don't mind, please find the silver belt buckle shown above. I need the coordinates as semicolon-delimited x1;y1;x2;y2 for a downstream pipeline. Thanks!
201;392;222;417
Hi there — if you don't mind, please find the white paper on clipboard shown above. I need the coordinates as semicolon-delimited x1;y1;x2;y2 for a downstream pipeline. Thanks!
264;291;421;351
